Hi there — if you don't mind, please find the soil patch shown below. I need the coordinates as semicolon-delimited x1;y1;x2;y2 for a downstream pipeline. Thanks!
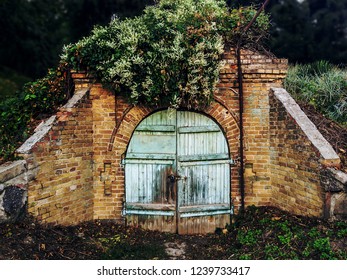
1;206;346;260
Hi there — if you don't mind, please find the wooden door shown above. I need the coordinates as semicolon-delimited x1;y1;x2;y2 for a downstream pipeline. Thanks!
124;110;177;232
176;111;231;234
124;109;232;234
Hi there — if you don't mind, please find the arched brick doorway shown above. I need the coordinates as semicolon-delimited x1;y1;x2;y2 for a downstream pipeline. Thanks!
122;109;233;234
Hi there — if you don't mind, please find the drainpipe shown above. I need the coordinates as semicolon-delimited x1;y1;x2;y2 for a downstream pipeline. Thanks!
236;45;245;213
236;0;270;213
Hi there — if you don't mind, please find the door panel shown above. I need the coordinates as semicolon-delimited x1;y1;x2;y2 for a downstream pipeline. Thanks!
125;161;175;204
127;215;176;233
178;214;231;235
176;111;231;234
124;109;231;234
124;110;176;226
178;163;230;206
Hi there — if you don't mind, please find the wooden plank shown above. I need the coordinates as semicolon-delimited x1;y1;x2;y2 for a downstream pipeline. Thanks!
180;209;231;218
179;159;233;166
178;125;220;134
178;214;230;234
124;159;174;165
178;163;230;207
179;204;230;213
178;153;229;162
127;134;176;155
127;215;176;233
126;209;175;216
126;153;176;161
126;203;175;211
125;163;172;203
136;125;176;132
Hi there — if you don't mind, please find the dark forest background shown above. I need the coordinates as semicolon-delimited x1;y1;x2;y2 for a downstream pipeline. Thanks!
0;0;346;84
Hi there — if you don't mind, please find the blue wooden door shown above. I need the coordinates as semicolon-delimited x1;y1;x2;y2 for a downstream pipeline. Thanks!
124;109;231;234
176;111;231;234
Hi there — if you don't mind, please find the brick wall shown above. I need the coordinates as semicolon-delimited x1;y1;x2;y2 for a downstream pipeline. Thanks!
221;49;287;208
269;88;340;217
17;89;94;225
93;48;288;218
9;47;345;225
10;48;289;224
90;85;133;220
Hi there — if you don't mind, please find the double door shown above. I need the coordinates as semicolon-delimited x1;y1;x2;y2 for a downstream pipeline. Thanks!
124;110;232;234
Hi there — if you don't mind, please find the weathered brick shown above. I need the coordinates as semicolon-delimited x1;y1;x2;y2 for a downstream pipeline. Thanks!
11;47;335;226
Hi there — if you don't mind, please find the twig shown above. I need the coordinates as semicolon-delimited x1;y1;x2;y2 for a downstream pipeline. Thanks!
242;0;271;34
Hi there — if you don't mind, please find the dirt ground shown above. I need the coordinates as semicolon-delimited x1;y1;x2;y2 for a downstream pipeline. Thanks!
0;206;346;260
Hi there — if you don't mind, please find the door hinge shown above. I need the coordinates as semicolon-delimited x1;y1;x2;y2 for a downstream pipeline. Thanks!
120;153;126;168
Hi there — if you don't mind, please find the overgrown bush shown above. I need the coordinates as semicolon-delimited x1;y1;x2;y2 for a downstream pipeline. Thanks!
1;0;269;162
284;61;347;125
0;65;70;162
61;0;269;109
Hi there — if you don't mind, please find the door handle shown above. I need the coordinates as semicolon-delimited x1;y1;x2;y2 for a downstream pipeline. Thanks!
167;174;186;182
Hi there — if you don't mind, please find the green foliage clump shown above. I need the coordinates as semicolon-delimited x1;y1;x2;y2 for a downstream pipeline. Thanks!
227;206;347;260
284;61;347;125
0;66;70;162
237;229;262;246
62;0;269;109
1;0;269;162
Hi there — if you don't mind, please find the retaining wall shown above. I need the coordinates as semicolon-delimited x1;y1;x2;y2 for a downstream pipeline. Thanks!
0;49;346;225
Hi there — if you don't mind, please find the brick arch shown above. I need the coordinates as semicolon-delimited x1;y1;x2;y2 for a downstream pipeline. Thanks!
204;100;240;160
202;101;241;208
110;102;240;160
109;102;241;217
111;105;153;156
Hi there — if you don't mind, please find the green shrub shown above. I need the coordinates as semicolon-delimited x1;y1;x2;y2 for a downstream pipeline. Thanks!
61;0;269;109
335;221;347;238
284;61;347;125
1;0;269;162
264;244;298;260
237;229;262;246
0;65;70;162
303;237;336;260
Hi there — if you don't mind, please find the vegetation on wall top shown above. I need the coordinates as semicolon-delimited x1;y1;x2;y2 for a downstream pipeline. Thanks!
0;0;269;163
61;0;269;109
0;66;71;163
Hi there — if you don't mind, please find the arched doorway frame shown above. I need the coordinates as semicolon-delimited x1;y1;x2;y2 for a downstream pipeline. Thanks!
109;101;240;233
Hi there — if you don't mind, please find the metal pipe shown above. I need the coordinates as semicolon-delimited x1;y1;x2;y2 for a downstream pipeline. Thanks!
236;45;245;213
236;0;271;213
